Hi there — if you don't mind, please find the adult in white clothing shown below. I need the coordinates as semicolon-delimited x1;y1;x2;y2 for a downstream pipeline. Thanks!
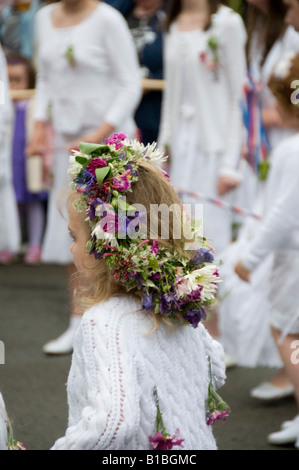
218;1;299;389
0;42;20;262
158;0;247;255
27;0;141;354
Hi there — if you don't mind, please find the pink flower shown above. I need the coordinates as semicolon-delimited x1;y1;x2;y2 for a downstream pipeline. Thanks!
111;170;131;191
105;133;127;150
174;276;192;299
206;408;230;426
99;211;118;234
149;429;184;450
151;240;159;254
86;158;107;175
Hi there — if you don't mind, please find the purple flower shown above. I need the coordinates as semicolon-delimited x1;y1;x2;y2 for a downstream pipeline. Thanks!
149;430;184;450
159;292;180;315
75;169;96;192
88;198;104;221
183;306;206;328
142;293;155;310
191;248;214;265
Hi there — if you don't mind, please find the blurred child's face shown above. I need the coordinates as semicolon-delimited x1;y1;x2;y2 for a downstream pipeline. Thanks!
8;63;28;90
284;0;299;32
68;203;96;276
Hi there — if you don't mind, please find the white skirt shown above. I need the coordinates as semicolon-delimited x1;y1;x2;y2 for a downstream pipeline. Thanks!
270;251;299;337
41;133;73;265
169;114;238;255
0;180;20;253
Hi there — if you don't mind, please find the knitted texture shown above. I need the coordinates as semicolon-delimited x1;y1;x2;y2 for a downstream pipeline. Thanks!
52;296;226;450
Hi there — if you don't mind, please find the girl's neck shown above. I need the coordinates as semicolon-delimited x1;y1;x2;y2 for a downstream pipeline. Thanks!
181;0;209;14
61;0;96;15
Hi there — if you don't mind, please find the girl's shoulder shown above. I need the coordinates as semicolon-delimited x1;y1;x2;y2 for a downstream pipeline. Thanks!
83;295;142;325
214;5;245;27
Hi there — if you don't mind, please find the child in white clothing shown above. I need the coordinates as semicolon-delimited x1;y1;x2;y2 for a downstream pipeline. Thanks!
0;43;20;262
51;134;227;450
235;52;299;448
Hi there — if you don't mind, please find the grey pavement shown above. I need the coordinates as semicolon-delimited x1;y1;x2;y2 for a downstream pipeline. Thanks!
0;262;297;451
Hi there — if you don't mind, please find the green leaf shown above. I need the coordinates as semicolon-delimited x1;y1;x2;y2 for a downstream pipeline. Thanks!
95;166;111;186
75;156;88;165
258;161;270;181
79;142;105;155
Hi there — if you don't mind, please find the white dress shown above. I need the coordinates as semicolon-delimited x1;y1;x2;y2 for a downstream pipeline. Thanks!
242;133;299;336
158;6;247;255
34;3;141;264
51;295;226;450
0;44;20;253
218;25;299;366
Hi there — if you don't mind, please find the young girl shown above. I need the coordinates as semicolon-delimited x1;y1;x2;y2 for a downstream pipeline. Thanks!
158;0;247;255
0;43;20;263
218;0;299;390
7;55;48;265
51;134;227;450
235;52;299;448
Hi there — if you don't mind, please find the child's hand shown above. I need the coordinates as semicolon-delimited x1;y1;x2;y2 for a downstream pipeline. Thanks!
234;261;251;283
217;175;240;196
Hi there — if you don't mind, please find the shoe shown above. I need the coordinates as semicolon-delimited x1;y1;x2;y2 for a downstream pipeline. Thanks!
42;316;81;355
250;382;295;401
24;245;42;265
268;416;299;446
0;250;15;265
281;415;299;430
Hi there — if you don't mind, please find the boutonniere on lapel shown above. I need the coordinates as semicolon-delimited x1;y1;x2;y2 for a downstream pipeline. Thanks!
199;35;220;81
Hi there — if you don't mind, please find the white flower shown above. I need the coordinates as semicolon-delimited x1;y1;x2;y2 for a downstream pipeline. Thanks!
91;223;119;248
274;52;296;79
68;153;83;177
184;265;221;302
124;138;167;165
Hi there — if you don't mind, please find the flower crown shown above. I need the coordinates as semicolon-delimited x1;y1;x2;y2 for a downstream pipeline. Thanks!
273;51;296;80
68;133;221;328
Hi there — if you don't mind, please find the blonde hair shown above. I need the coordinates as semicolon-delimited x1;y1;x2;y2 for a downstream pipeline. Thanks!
70;162;193;329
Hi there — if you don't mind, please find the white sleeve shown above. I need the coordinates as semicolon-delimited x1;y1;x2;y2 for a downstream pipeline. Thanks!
33;10;51;122
101;11;142;128
200;324;226;391
219;12;247;180
241;151;299;271
51;309;140;450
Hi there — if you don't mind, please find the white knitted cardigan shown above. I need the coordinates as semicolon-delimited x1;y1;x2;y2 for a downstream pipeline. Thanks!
52;296;226;450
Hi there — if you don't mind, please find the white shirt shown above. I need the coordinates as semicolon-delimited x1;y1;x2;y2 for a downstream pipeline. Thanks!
242;133;299;271
52;296;226;450
33;3;141;136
